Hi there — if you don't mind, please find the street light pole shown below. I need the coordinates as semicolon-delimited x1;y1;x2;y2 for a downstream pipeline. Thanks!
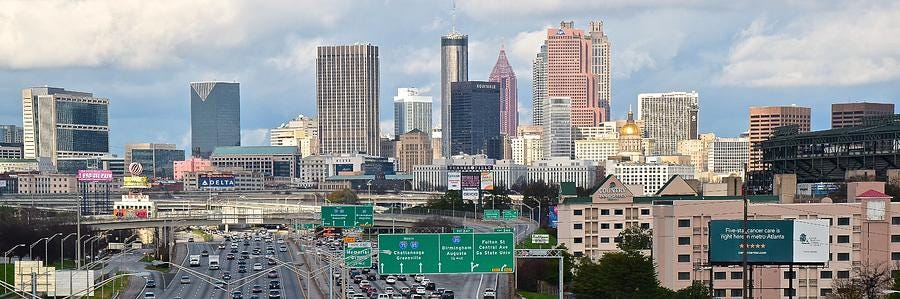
28;238;48;261
45;233;61;266
76;235;90;269
3;244;25;294
60;233;77;269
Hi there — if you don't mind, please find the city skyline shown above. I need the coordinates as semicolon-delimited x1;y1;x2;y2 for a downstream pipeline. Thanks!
0;1;897;156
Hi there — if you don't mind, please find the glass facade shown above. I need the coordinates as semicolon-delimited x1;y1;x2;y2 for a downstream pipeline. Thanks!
56;129;109;153
191;82;241;158
450;81;502;159
56;101;108;126
131;148;185;179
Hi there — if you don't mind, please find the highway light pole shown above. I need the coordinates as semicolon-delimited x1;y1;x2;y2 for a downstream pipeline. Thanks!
3;244;25;294
28;238;48;261
60;233;77;269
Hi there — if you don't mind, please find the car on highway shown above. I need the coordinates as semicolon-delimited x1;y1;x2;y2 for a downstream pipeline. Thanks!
267;270;279;278
414;274;425;283
267;258;277;265
359;280;371;288
385;275;397;284
238;265;247;273
269;280;281;289
426;282;436;291
483;288;496;299
222;272;232;281
392;296;403;299
201;250;209;257
441;290;454;299
416;286;426;294
188;237;194;242
410;295;423;299
400;287;411;295
353;275;364;284
180;275;190;284
218;244;226;250
143;292;155;299
231;248;239;253
377;294;390;299
268;290;281;299
253;263;263;271
397;274;407;281
145;279;156;288
252;285;263;293
384;286;395;294
279;246;287;252
232;291;243;299
227;253;235;260
231;243;239;249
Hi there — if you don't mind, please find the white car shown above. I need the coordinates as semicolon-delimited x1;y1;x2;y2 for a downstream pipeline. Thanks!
377;295;390;299
483;288;497;297
384;286;395;294
385;275;397;284
359;280;371;288
414;274;425;282
143;292;156;299
400;287;411;295
416;286;426;294
253;263;263;271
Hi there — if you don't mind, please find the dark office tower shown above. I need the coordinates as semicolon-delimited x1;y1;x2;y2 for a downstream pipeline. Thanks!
831;102;894;128
441;31;469;157
316;44;380;156
125;143;186;179
190;81;241;158
450;81;501;159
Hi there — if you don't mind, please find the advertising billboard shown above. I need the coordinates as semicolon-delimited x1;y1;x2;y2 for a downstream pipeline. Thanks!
462;188;480;200
447;172;461;191
77;170;113;182
480;171;494;191
123;176;150;188
709;219;829;265
460;172;481;189
198;174;235;189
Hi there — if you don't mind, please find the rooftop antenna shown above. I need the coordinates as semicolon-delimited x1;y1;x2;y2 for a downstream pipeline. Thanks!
451;0;457;33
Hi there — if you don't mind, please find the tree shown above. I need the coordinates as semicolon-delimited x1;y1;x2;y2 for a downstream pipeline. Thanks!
425;190;471;211
573;251;664;299
671;281;711;299
513;180;559;227
830;262;893;299
326;189;359;204
617;226;652;252
410;216;459;233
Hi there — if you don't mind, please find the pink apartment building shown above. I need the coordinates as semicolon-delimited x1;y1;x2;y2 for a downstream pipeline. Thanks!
558;175;895;298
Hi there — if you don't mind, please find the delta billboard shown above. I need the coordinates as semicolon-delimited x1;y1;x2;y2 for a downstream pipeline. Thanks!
198;174;236;189
709;219;829;265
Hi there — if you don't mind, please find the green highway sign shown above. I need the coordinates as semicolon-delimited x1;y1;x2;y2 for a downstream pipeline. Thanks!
302;223;317;229
494;227;513;233
483;209;500;220
321;205;374;227
377;232;515;275
453;227;474;233
502;209;519;220
344;242;372;268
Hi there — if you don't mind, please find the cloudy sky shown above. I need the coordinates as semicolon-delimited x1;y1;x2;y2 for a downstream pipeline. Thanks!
0;0;898;155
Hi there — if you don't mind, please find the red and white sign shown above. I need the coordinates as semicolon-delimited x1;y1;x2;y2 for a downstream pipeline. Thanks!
77;170;113;182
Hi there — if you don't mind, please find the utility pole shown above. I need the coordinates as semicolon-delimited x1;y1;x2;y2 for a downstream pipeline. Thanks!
741;163;749;299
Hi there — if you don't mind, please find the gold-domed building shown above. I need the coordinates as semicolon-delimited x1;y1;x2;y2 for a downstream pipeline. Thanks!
618;108;644;160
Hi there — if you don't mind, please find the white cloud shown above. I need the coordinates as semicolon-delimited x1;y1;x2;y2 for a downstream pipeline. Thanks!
717;4;900;87
400;47;441;75
457;0;703;19
0;0;348;69
241;129;270;146
268;37;331;73
380;120;395;138
507;29;550;82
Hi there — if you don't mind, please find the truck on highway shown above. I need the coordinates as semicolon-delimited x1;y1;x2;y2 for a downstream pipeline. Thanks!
209;255;220;270
189;254;201;267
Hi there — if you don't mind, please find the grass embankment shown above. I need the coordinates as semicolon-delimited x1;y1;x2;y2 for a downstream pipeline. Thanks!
1;263;12;288
191;229;213;242
87;271;129;299
518;290;555;299
140;254;170;273
517;228;558;249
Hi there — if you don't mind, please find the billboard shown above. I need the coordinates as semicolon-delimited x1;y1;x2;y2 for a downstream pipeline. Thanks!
462;188;479;200
480;172;494;191
77;170;113;182
709;219;829;265
447;172;461;191
460;172;481;189
198;174;235;189
123;176;150;188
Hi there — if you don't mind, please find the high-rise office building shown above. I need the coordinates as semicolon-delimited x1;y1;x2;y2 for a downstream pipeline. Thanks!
511;125;544;166
450;81;501;159
489;46;518;137
393;88;432;138
441;31;468;157
22;87;109;164
748;106;811;171
0;125;23;144
544;97;574;159
831;102;894;128
637;91;699;155
317;44;380;156
124;143;185;179
190;81;241;158
532;43;548;127
396;129;432;173
270;115;319;157
589;21;612;118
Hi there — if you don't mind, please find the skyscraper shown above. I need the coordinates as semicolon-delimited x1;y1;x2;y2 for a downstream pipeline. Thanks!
396;129;432;173
547;22;602;127
544;97;573;159
489;46;518;137
124;143;185;179
270;115;319;157
638;91;700;155
748;106;810;170
441;31;468;157
22;87;109;164
450;81;501;159
831;102;894;128
589;21;612;118
532;42;548;126
393;88;433;138
190;81;241;158
317;44;380;156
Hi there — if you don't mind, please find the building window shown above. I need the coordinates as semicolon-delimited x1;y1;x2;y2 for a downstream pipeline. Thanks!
600;237;609;243
601;209;610;215
614;209;623;215
713;289;725;297
893;217;900;225
728;271;742;280
574;238;583;244
601;223;609;229
678;219;690;227
821;271;832;279
892;235;900;243
677;255;690;263
574;209;583;216
714;272;726;280
838;253;850;261
784;271;795;279
613;223;623;229
837;235;850;243
784;288;795;297
640;209;650;215
731;289;743;297
821;289;832;297
574;223;583;230
640;223;650;229
677;272;690;280
893;252;900;261
837;217;850;225
678;237;690;245
837;271;850;278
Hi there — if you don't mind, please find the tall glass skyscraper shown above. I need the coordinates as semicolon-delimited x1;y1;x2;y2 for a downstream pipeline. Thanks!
441;31;468;157
190;81;241;158
393;88;432;139
450;81;501;159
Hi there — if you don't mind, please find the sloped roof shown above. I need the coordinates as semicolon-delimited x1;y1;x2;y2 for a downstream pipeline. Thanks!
858;189;891;198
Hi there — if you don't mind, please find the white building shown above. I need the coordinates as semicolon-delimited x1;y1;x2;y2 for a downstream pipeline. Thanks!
544;97;573;159
511;132;544;166
574;134;619;163
393;88;433;138
532;43;548;127
299;155;327;186
637;91;699;155
572;123;618;140
605;160;695;195
270;115;319;157
708;137;750;177
528;158;597;188
412;154;527;191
